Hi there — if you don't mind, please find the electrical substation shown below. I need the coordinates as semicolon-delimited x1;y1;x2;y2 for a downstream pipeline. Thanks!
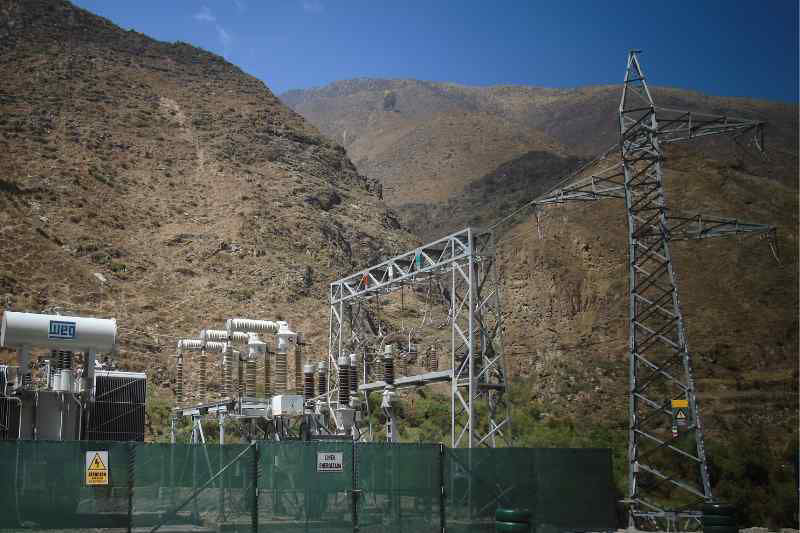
0;52;778;532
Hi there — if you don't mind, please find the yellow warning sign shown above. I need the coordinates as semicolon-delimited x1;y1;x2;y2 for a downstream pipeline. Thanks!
671;399;688;408
86;451;109;486
675;409;686;420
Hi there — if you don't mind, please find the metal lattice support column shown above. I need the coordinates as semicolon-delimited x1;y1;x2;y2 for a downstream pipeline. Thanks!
620;51;711;523
451;230;509;448
329;227;510;447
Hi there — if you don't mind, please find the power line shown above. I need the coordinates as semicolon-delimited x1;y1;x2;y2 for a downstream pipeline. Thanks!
488;143;619;235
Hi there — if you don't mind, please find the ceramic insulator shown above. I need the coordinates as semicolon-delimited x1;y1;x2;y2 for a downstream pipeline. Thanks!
383;354;395;385
349;353;358;392
198;351;207;403
317;361;328;396
303;364;315;401
294;333;303;394
274;350;288;393
226;318;279;335
245;359;257;397
222;350;233;398
337;355;350;406
201;329;249;344
176;355;184;404
264;353;272;397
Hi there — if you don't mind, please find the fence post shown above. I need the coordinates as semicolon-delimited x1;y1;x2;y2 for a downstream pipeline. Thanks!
127;442;135;533
352;441;359;533
252;442;260;533
439;443;446;533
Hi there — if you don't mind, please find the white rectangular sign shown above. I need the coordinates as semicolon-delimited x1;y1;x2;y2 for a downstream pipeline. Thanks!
317;452;344;472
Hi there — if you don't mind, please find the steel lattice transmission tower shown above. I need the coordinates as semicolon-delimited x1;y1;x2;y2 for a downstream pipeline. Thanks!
530;51;774;526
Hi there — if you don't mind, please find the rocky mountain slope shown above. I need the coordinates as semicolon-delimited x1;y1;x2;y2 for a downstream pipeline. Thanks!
284;79;799;523
0;0;415;436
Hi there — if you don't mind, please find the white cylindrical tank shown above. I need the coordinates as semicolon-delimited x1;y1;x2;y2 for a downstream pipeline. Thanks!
1;312;116;351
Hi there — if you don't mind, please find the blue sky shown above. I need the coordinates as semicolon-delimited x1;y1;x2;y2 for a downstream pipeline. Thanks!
71;1;798;102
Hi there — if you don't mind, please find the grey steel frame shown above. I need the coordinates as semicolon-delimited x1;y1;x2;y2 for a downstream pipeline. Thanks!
532;51;774;527
329;227;510;448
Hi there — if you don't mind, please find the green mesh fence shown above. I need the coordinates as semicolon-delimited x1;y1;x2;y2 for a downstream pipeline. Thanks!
0;440;130;531
357;443;441;533
444;448;616;533
534;448;617;532
258;441;354;532
0;441;616;532
132;442;255;531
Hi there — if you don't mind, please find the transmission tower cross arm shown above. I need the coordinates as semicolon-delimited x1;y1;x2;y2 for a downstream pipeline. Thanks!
653;107;765;150
662;213;775;242
534;164;626;206
630;211;775;242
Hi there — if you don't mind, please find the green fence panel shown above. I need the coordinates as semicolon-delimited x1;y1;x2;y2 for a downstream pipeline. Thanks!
445;448;537;533
356;442;441;533
131;442;254;531
258;440;354;533
533;448;616;532
0;440;130;530
445;448;616;533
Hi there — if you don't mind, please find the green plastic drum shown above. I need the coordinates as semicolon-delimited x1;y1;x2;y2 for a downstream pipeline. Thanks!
496;520;531;533
496;508;532;523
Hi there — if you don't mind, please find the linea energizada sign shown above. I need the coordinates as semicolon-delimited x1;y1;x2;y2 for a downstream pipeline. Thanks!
317;452;344;472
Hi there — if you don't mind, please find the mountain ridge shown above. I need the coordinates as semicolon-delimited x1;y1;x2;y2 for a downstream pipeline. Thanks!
0;0;417;435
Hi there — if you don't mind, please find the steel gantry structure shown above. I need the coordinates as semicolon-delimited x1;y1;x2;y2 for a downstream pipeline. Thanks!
524;51;774;527
329;227;510;448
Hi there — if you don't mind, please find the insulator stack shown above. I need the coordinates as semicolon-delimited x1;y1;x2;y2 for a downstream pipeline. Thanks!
237;354;244;397
430;350;438;371
303;364;315;401
197;351;207;402
245;359;257;397
222;350;232;398
185;352;193;402
264;353;272;397
60;350;73;370
317;361;328;397
204;341;227;352
201;329;249;344
179;339;203;351
176;355;184;405
49;349;60;385
226;318;279;335
383;354;395;385
337;356;350;406
349;353;358;393
275;351;288;393
294;333;303;394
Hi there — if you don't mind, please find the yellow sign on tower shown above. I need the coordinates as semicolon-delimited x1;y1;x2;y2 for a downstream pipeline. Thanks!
85;451;109;486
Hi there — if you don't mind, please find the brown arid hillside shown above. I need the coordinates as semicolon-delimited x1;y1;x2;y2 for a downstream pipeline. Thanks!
0;0;416;438
282;79;570;205
281;79;798;210
284;78;799;523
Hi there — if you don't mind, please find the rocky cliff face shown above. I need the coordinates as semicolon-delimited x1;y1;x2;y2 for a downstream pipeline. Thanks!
0;0;416;429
